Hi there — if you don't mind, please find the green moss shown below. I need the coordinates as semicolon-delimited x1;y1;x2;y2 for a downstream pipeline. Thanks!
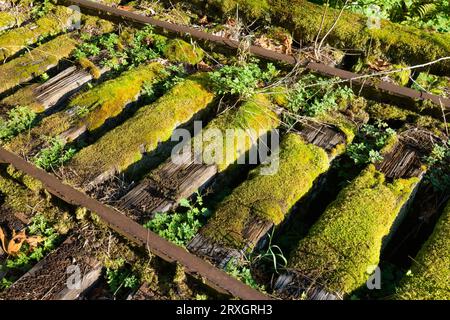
5;62;166;157
0;12;18;31
0;34;78;95
5;111;72;156
268;87;288;107
366;102;415;122
395;202;450;300
0;84;43;113
288;165;419;295
78;57;101;79
5;164;44;193
67;73;215;186
193;94;280;172
0;173;50;215
176;0;450;74
162;39;204;65
201;133;330;250
69;62;167;131
0;6;74;61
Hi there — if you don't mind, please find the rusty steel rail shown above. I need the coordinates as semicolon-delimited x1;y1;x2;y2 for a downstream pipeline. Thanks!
0;148;270;300
63;0;450;112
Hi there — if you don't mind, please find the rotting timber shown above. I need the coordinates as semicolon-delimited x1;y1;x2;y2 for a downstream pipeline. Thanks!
117;94;280;221
274;129;435;300
187;117;353;269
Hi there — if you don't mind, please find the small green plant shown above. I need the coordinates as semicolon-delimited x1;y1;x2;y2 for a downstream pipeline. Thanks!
316;0;450;32
33;137;76;171
251;230;287;274
424;142;450;192
0;215;60;287
105;267;140;297
0;277;13;290
75;105;90;118
209;61;279;98
31;0;54;19
287;74;354;116
0;106;37;143
40;72;50;82
144;192;211;247
347;121;395;165
224;258;264;291
73;26;164;72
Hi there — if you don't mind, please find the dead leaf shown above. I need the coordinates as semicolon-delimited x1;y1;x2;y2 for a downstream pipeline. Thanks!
199;15;208;25
26;235;44;249
0;227;7;253
368;58;391;71
7;230;27;256
118;6;132;11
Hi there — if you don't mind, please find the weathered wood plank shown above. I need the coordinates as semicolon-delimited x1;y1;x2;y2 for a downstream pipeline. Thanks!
187;122;348;268
0;236;101;300
1;66;106;113
117;95;280;220
274;130;433;300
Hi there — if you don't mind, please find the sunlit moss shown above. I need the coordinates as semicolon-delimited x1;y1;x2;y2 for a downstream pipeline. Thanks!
163;39;204;65
175;0;450;74
5;62;167;157
395;202;450;300
66;73;215;187
192;94;280;172
0;6;74;61
287;165;420;295
0;34;78;95
200;133;330;250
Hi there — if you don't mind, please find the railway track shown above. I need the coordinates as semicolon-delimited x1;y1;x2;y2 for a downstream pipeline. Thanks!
0;0;448;300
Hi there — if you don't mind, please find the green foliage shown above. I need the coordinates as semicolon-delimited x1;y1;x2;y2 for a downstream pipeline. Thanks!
33;137;76;171
73;26;164;71
0;106;37;143
106;267;140;296
31;0;54;19
287;74;354;116
347;121;395;165
411;72;449;97
316;0;450;32
224;258;264;291
424;143;450;193
144;192;211;247
251;230;287;274
0;215;60;286
209;61;279;98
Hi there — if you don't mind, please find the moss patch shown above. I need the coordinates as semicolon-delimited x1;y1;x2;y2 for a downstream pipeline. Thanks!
0;34;78;95
162;39;204;65
5;62;166;157
66;73;214;186
193;94;280;172
287;165;419;295
176;0;450;74
0;6;74;61
201;133;330;250
5;164;44;194
0;12;18;32
366;102;415;122
5;110;71;157
0;84;42;113
395;202;450;300
69;62;167;131
0;173;60;220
